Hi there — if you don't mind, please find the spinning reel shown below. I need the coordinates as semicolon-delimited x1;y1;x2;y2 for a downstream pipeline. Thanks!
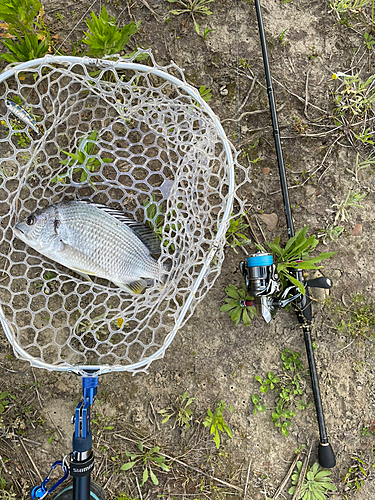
240;252;332;324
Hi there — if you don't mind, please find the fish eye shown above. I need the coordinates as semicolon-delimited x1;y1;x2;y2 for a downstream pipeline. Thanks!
26;215;36;226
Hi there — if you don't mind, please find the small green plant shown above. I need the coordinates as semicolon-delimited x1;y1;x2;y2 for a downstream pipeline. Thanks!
256;226;336;294
203;401;233;449
343;455;375;496
166;0;214;35
158;391;195;428
202;26;215;39
143;196;181;253
51;130;112;187
364;31;375;50
121;442;170;487
346;152;375;184
329;293;375;341
82;5;140;57
251;349;311;437
0;391;15;413
220;284;256;326
333;73;375;120
279;28;287;43
329;0;372;13
198;84;212;102
115;495;140;500
289;461;337;499
332;189;366;223
317;224;344;245
225;214;250;253
0;0;51;62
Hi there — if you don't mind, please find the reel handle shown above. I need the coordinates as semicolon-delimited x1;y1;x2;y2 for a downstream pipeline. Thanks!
306;277;332;289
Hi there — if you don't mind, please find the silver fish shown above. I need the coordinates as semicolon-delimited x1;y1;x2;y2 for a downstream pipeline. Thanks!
5;99;42;135
14;201;167;294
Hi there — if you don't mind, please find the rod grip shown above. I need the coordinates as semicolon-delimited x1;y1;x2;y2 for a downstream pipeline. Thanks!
318;442;336;469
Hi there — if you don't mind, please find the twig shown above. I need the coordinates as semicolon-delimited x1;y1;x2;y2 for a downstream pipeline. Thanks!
48;412;64;439
237;77;257;115
243;210;261;246
31;368;43;409
304;70;310;120
149;401;160;431
272;451;301;500
139;0;164;22
114;434;242;492
19;437;43;482
243;458;252;499
135;474;143;500
254;215;266;242
222;103;286;124
291;443;312;500
0;455;8;474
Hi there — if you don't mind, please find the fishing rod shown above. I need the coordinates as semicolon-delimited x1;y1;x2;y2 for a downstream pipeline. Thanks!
240;0;336;469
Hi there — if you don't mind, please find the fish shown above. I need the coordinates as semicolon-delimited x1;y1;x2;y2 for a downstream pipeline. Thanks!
5;99;42;135
13;200;168;294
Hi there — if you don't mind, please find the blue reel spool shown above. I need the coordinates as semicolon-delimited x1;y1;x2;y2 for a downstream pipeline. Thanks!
246;253;273;268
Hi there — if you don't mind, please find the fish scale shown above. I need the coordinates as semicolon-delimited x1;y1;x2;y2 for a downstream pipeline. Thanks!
14;200;165;294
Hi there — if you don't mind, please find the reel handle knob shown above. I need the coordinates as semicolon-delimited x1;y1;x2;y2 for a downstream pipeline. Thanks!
318;442;336;469
306;277;332;289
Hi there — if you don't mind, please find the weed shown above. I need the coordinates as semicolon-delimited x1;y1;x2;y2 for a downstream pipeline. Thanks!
158;391;195;428
343;455;375;497
202;26;215;39
167;0;214;36
0;0;51;62
289;461;337;499
220;284;257;326
83;5;140;58
51;130;112;187
332;189;366;223
333;73;375;120
278;28;288;43
346;152;375;183
330;0;372;14
203;400;233;449
0;470;16;499
329;293;375;341
198;84;212;102
317;224;344;245
143;196;180;253
121;441;170;486
225;214;251;253
251;349;312;437
115;495;140;500
256;225;336;295
364;31;375;49
0;391;16;414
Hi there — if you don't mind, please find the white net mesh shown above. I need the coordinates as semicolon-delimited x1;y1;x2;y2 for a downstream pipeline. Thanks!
0;51;243;375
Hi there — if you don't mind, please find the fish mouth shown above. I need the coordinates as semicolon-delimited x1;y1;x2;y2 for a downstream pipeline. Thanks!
14;226;24;236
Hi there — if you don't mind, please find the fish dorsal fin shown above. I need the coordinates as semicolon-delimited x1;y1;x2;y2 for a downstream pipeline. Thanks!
81;201;161;255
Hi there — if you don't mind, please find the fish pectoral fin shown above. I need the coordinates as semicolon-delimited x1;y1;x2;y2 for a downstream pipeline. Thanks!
115;279;148;294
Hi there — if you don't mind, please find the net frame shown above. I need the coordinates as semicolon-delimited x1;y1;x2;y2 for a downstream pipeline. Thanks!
0;51;238;376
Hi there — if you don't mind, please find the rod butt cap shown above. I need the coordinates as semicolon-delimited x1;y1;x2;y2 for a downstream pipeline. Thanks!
318;443;336;468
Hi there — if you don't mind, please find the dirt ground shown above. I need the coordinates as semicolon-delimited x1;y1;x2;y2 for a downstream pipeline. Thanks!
1;0;375;499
